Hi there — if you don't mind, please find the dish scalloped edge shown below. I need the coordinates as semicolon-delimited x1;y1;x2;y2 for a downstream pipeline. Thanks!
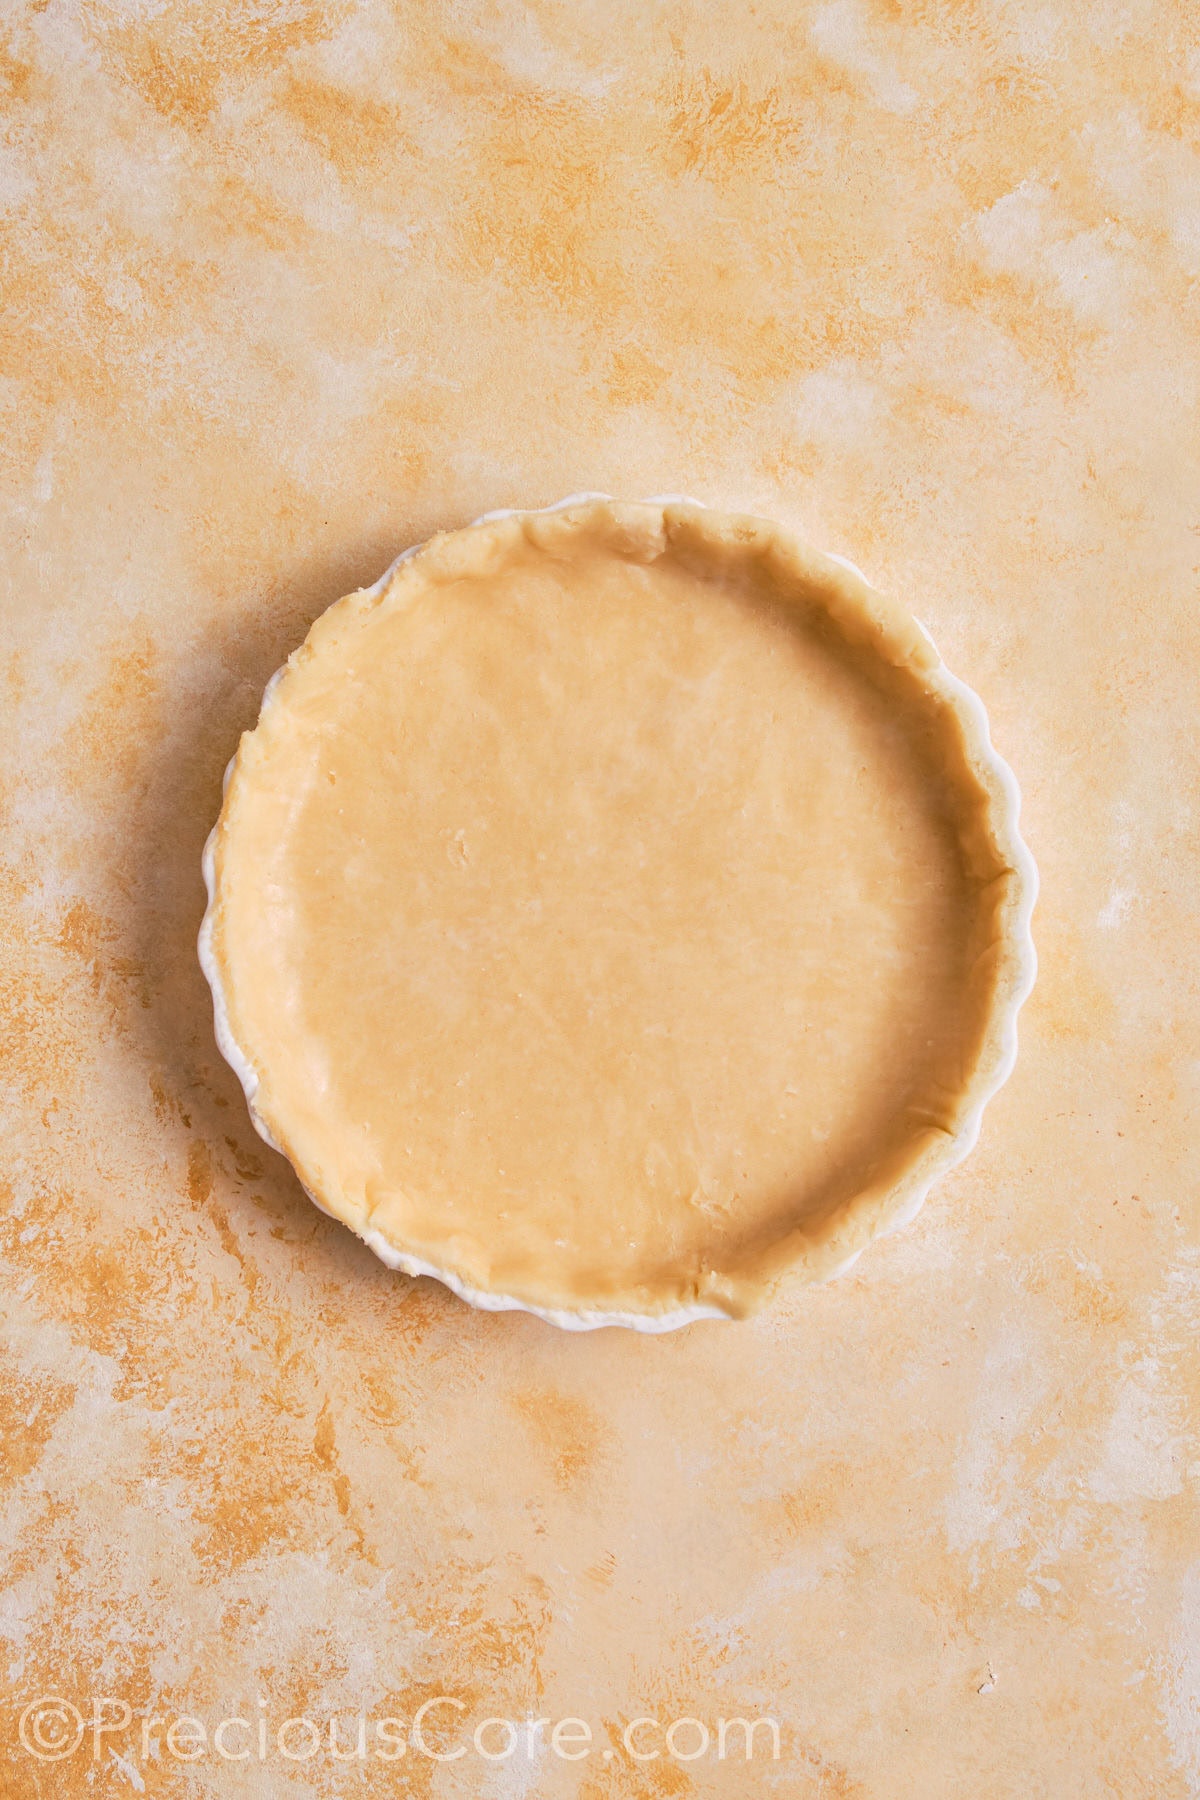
198;493;1038;1333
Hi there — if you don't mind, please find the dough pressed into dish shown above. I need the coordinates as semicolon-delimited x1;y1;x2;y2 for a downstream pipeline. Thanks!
200;497;1036;1328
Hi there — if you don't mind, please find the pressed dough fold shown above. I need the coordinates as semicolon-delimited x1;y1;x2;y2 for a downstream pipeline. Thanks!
202;498;1035;1325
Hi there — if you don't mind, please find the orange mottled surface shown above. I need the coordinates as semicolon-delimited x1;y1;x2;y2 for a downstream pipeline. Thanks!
1;2;1198;1796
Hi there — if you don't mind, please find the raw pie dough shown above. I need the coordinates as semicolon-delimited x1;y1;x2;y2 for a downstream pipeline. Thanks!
201;498;1036;1328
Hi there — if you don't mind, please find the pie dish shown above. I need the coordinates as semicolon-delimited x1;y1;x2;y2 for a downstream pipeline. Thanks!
199;495;1037;1330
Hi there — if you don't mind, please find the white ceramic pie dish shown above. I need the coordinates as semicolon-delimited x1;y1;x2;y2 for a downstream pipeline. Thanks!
198;493;1037;1331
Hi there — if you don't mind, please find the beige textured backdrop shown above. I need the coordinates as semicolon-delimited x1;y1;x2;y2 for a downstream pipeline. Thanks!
2;2;1199;1795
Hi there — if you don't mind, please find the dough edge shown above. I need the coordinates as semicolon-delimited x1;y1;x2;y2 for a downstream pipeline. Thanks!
197;493;1038;1333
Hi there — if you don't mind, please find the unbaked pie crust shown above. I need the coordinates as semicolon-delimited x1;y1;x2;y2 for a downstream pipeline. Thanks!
200;495;1036;1330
